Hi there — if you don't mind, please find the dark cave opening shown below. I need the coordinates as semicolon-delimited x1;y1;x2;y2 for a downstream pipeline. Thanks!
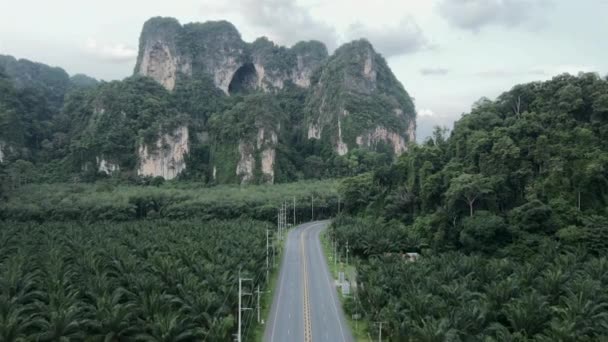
228;63;258;95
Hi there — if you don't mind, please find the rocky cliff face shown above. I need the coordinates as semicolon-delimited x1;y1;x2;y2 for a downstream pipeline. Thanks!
96;157;119;174
257;127;278;183
356;127;407;154
137;125;189;180
236;142;255;183
0;18;417;185
73;18;416;184
305;40;416;156
134;18;327;94
407;120;416;144
249;38;328;92
235;126;278;184
134;18;190;91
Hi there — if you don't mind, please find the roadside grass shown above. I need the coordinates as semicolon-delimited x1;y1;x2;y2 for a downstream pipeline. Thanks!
320;229;372;342
252;227;288;341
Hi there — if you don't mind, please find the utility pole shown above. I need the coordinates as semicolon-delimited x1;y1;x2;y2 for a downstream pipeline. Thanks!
256;285;268;323
333;238;337;269
346;241;349;266
338;196;340;214
273;238;276;267
337;244;340;265
282;202;286;233
257;285;261;323
311;195;314;221
278;206;283;241
237;274;252;342
374;322;386;342
293;196;296;226
266;228;269;281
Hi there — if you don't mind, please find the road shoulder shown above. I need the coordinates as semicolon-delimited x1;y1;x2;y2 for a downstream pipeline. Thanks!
319;227;373;342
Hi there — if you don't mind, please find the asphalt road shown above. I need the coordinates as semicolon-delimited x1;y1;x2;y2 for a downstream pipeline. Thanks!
264;221;354;342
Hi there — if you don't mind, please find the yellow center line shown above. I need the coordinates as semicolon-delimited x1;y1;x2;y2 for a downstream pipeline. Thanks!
301;228;313;342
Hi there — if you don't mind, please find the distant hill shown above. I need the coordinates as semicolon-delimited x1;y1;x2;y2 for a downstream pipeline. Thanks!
0;17;416;185
0;55;98;170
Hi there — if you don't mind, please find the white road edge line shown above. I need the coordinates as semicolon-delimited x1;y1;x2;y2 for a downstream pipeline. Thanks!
313;225;348;342
269;221;333;342
269;224;292;342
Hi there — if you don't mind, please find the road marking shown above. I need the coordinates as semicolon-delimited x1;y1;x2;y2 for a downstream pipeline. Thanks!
267;221;332;342
270;229;290;342
312;225;348;342
301;227;313;342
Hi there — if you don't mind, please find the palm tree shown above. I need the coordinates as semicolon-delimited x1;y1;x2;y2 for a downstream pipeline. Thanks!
484;323;525;342
410;317;459;342
502;291;550;337
550;290;608;338
82;287;138;341
0;295;44;342
135;309;204;342
33;293;88;341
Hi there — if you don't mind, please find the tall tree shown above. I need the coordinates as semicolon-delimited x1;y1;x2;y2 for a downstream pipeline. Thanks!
445;173;494;217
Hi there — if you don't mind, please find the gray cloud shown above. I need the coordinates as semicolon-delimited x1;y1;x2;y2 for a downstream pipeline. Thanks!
205;1;430;57
474;65;597;78
416;111;457;143
437;0;553;32
345;17;429;57
420;67;449;76
475;68;546;77
203;0;338;50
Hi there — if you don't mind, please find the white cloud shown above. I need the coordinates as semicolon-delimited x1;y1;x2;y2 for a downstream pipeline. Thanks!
416;106;459;142
84;38;137;63
419;108;435;117
437;0;553;32
544;64;596;75
345;17;429;57
420;67;449;76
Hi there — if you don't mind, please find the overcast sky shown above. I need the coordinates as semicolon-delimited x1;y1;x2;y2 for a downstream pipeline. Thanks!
1;0;607;141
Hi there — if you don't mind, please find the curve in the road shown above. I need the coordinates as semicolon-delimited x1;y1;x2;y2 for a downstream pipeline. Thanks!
265;221;353;342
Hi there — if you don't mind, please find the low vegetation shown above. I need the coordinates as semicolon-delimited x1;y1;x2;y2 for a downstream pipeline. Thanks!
0;219;271;341
0;179;339;222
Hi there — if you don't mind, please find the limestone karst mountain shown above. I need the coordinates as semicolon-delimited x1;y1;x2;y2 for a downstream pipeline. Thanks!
0;17;416;184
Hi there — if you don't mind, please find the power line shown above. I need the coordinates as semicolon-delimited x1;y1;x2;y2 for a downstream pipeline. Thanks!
242;269;267;341
236;273;253;342
256;284;268;324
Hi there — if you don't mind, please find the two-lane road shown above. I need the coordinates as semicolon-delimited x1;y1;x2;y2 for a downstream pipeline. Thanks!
265;221;354;342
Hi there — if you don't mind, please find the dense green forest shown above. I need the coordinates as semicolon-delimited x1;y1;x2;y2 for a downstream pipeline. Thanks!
0;220;270;341
0;25;411;187
0;69;396;187
331;73;608;340
0;179;339;222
